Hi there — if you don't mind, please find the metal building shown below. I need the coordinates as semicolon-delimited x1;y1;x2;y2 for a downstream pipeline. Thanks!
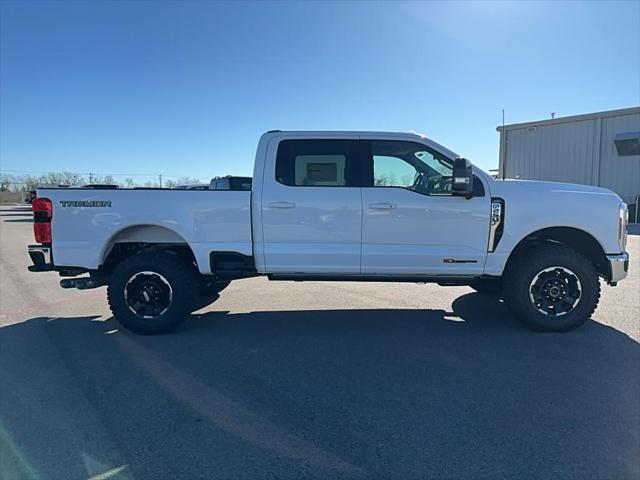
497;106;640;219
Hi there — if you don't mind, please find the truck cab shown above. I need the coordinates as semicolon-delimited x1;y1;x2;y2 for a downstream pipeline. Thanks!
252;132;491;277
28;131;630;334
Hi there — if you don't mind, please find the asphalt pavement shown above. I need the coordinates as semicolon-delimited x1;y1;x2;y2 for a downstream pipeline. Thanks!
1;205;638;480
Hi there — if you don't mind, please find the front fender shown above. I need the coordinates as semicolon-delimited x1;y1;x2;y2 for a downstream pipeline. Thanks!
483;184;620;275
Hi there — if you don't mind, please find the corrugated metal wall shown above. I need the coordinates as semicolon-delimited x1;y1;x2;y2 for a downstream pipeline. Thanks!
598;114;640;203
501;111;640;204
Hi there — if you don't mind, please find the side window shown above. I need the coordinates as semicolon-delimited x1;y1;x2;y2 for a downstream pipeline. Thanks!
370;141;454;195
276;140;359;187
374;156;419;187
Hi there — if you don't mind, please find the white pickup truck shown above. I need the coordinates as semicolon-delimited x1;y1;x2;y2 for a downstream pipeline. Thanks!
28;131;630;334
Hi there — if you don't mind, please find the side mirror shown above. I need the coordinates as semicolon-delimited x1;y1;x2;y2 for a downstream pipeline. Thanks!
452;157;474;198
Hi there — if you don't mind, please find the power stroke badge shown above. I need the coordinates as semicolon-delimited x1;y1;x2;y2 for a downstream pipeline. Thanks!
59;200;112;208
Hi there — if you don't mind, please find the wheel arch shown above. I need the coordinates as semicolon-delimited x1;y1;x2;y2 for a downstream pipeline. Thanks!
505;226;609;278
100;224;198;272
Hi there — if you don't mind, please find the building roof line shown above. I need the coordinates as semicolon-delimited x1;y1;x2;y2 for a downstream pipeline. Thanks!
496;106;640;132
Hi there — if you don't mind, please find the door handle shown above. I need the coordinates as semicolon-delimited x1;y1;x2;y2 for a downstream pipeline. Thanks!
368;202;396;210
268;201;296;209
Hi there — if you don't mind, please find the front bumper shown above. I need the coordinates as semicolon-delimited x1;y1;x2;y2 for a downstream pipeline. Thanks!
27;244;53;272
607;252;629;284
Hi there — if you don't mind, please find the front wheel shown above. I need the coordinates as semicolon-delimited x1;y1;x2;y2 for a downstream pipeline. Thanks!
503;244;600;332
107;251;197;334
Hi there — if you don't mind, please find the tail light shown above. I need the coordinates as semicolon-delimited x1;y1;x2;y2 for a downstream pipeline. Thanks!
32;197;52;243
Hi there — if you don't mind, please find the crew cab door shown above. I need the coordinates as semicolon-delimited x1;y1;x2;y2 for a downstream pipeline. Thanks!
360;140;490;275
260;138;363;273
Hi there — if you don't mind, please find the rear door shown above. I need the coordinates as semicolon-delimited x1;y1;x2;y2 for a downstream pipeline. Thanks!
260;138;363;273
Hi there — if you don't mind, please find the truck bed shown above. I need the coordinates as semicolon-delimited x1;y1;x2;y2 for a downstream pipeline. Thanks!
38;188;252;274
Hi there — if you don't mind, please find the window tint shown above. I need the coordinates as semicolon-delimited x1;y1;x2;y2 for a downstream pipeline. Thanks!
370;141;454;195
276;140;359;187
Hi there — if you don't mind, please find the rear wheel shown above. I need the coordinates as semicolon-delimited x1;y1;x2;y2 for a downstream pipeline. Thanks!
503;244;600;332
107;251;196;334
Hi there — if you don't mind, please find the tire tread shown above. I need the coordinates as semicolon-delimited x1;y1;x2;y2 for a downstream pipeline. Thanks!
107;250;197;334
503;243;601;332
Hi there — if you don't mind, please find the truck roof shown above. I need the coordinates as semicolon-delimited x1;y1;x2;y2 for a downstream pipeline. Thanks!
262;130;459;159
267;129;427;137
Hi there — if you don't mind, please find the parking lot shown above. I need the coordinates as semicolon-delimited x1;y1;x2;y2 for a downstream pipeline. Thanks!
0;204;638;479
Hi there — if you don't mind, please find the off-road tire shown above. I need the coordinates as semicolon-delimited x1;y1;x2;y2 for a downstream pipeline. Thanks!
107;251;197;335
503;243;600;332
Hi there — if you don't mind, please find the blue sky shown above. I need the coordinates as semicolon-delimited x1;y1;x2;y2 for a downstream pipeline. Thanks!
1;0;639;182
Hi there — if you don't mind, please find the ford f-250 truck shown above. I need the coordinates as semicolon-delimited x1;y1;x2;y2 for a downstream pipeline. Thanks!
27;131;630;334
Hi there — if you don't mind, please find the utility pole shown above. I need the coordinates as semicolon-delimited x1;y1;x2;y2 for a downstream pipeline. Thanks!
500;109;507;180
158;174;163;188
89;172;93;184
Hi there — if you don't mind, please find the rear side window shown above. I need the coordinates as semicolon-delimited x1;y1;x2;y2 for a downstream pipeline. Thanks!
275;140;360;187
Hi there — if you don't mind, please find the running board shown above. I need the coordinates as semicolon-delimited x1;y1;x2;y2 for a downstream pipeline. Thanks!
267;274;480;284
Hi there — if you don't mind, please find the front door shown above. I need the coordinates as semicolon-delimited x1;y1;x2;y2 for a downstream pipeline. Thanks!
261;138;363;273
360;140;490;275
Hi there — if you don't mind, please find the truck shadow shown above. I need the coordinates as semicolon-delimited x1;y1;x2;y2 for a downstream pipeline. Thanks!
1;293;638;479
